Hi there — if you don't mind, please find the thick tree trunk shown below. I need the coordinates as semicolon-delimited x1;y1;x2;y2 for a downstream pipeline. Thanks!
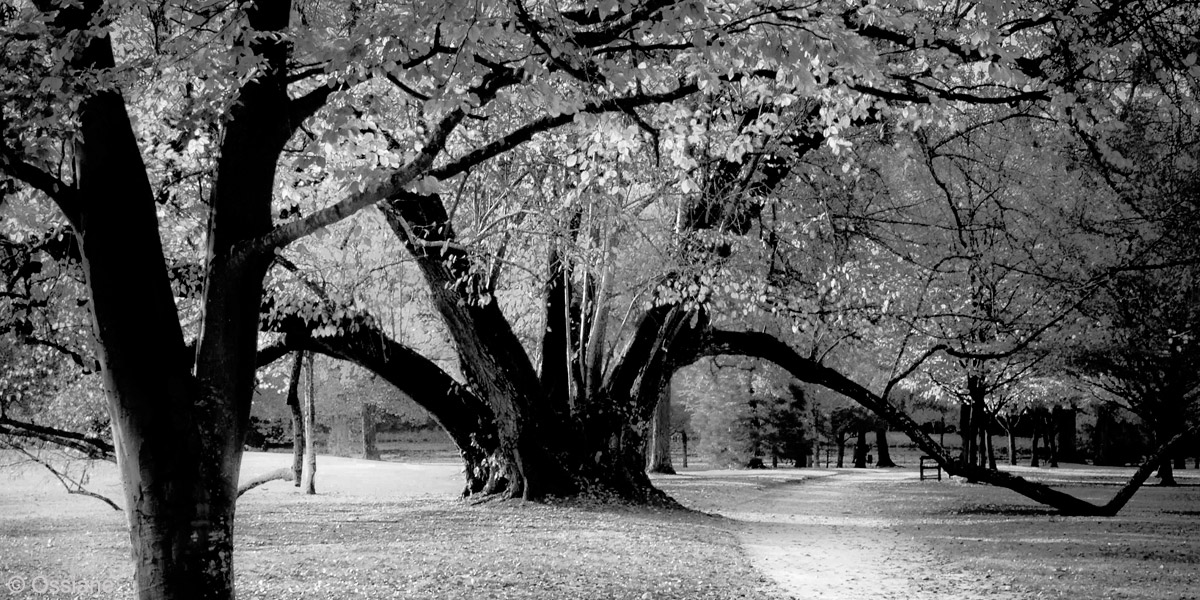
874;429;896;467
361;403;380;461
381;193;571;500
646;383;675;474
836;433;847;468
57;0;290;595
286;352;305;485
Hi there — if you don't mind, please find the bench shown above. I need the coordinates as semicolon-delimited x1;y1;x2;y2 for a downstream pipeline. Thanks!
919;456;942;481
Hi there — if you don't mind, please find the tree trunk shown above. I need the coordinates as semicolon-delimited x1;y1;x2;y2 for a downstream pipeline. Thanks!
853;430;869;468
361;403;380;461
874;429;896;467
1047;419;1059;468
301;353;317;495
1157;458;1178;486
985;428;997;470
56;0;291;595
286;352;305;485
959;402;974;469
1030;424;1041;468
646;383;675;474
1054;405;1077;463
381;193;571;500
836;433;847;468
680;431;688;468
1006;425;1017;466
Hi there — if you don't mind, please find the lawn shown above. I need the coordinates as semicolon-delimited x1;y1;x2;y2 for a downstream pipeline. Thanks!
2;451;1198;599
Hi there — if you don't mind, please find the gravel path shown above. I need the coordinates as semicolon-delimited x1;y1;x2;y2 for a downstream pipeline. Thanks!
700;469;1029;600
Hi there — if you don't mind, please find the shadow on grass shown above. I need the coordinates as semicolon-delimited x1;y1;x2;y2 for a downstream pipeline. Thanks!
948;503;1059;517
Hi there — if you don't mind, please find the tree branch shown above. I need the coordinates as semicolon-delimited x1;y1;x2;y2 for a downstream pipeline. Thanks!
431;83;698;180
0;414;115;462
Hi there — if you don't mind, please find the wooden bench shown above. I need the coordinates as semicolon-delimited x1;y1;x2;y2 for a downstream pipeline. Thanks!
919;456;942;481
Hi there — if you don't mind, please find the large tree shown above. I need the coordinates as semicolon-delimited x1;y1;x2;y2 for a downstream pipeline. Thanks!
4;1;1200;597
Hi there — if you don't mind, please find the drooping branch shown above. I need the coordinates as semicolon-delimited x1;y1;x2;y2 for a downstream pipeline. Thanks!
261;306;500;475
236;467;294;497
697;327;1181;516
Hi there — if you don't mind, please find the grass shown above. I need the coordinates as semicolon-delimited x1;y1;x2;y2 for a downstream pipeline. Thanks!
0;453;772;600
2;451;1199;599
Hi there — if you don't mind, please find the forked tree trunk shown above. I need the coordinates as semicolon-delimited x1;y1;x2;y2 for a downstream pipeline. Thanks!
57;0;292;595
646;383;675;474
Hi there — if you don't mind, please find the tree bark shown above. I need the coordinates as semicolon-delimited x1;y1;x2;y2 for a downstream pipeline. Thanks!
646;382;675;474
836;433;847;468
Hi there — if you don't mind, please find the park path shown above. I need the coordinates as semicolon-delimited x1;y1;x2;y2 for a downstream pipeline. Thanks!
710;469;1027;600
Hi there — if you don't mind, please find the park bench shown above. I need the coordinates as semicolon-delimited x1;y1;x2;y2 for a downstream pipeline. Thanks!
919;456;942;481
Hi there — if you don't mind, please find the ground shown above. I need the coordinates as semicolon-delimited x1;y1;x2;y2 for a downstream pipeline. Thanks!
1;450;1197;599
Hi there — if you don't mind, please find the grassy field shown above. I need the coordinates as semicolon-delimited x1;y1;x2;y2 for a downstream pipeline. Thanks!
2;451;1198;599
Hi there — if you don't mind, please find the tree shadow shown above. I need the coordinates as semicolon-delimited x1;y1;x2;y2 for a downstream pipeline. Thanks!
949;503;1059;516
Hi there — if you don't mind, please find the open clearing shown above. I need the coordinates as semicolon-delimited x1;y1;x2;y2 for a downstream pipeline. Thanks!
2;452;1198;599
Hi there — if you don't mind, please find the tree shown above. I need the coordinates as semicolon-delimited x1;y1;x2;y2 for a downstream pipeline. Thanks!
3;5;1198;598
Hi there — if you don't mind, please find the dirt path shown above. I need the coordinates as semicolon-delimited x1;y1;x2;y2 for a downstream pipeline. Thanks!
706;469;1028;600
